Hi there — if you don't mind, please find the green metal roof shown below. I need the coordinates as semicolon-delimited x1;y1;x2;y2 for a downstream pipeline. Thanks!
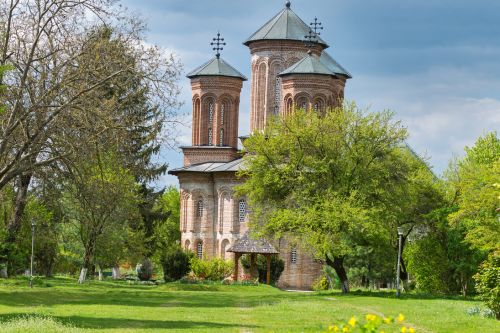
244;4;328;47
187;57;247;80
320;52;352;78
278;53;336;77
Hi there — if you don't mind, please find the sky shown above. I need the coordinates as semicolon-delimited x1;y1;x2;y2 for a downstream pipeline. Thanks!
121;0;500;187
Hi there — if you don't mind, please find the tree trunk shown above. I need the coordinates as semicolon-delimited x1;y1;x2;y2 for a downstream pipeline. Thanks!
97;265;103;281
78;240;96;284
112;265;121;279
0;172;33;277
326;256;350;293
78;268;88;284
399;236;409;291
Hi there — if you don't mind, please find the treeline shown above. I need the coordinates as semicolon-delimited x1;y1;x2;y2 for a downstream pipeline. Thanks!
0;0;182;282
239;104;499;317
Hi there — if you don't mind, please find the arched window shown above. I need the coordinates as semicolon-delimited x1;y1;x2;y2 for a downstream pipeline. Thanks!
296;96;308;111
313;99;325;113
208;101;214;145
220;128;224;146
238;199;246;222
197;200;204;218
197;242;203;259
286;98;293;115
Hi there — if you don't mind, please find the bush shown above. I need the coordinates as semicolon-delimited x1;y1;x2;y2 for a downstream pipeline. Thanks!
312;275;330;291
240;254;284;284
161;247;193;281
137;258;153;281
474;252;500;320
189;257;233;281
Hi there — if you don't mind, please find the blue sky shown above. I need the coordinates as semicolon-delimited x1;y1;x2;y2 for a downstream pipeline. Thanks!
121;0;500;187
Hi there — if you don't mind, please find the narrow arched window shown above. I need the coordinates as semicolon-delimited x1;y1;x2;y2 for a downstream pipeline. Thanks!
286;98;293;115
291;248;297;264
220;128;224;146
197;242;203;259
238;199;246;222
208;101;214;145
197;200;204;218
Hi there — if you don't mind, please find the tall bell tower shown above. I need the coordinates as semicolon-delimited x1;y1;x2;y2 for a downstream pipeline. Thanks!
244;1;327;132
183;33;247;166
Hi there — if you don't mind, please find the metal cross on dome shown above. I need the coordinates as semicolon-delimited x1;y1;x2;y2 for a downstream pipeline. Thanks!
304;17;323;49
211;32;226;58
310;17;323;35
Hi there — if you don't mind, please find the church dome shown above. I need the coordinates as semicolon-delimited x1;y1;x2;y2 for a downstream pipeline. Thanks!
187;56;247;80
243;2;328;48
279;53;336;77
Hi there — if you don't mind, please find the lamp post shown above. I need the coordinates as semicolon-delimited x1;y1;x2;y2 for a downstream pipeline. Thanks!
396;226;404;297
30;219;36;288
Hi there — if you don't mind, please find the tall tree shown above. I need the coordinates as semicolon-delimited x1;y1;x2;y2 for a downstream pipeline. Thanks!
0;2;181;275
238;103;413;293
449;132;500;252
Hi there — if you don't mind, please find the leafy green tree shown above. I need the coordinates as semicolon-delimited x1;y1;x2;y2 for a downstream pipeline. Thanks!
449;132;500;252
238;103;414;293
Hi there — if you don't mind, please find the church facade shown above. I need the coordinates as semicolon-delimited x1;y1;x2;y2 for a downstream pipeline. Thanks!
169;1;351;289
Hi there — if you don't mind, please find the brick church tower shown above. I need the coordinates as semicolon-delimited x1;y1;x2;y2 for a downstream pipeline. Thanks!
169;1;352;289
182;36;247;166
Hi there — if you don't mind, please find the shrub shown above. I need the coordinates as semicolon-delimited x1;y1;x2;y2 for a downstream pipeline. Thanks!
240;254;284;284
189;257;233;281
474;252;500;320
312;275;330;291
161;247;193;281
137;258;153;281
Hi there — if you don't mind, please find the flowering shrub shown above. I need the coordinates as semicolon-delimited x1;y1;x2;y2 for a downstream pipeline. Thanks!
189;257;233;281
323;313;416;333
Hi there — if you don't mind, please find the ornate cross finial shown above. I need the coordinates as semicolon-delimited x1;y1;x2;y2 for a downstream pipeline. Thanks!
211;32;226;58
304;17;323;50
304;29;318;49
310;17;323;35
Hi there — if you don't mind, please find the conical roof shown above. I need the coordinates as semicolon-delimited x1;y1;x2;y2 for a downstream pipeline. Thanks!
244;3;328;47
320;52;352;78
227;232;279;254
279;53;337;77
187;57;247;80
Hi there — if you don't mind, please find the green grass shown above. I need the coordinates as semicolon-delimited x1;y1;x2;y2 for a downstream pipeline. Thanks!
0;277;498;332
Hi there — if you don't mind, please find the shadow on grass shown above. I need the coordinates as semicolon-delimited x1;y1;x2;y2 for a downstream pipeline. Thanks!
0;288;286;309
0;313;258;330
314;289;478;302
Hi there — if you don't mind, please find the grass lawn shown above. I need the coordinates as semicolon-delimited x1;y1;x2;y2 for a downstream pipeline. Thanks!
0;277;498;332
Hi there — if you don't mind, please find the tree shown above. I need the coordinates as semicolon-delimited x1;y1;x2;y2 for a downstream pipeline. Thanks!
62;151;140;283
238;103;413;293
0;2;181;276
449;132;500;252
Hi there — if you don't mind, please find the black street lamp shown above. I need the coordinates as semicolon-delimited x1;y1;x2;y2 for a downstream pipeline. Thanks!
396;226;404;297
30;219;36;288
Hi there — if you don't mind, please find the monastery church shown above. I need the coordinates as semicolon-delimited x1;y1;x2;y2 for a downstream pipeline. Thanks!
169;1;351;289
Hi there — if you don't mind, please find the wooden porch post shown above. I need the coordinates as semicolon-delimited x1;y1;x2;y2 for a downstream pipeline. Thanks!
266;254;271;285
233;253;241;281
250;253;257;279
